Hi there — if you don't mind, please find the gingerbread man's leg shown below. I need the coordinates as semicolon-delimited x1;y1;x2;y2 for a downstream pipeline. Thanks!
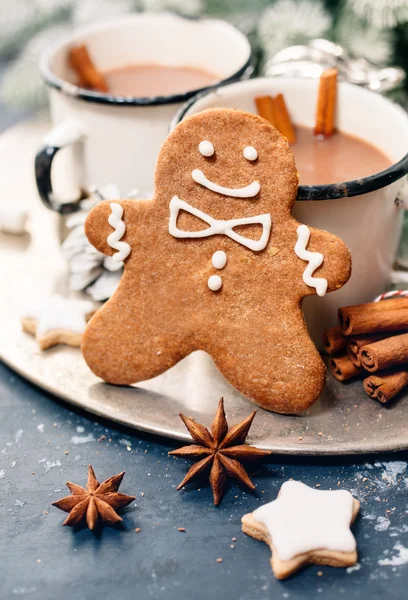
82;295;194;385
207;305;325;415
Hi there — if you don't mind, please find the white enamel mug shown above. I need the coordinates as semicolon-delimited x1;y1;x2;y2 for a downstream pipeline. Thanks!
171;77;408;345
35;13;252;214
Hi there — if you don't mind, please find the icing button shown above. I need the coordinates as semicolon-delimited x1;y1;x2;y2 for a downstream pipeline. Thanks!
212;251;227;270
208;275;223;291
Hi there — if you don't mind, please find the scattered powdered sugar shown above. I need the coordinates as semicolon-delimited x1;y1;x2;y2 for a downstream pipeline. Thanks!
71;433;95;445
76;426;85;433
43;460;62;474
379;543;408;567
11;460;17;468
0;469;5;479
119;438;132;447
15;429;23;443
375;516;390;532
12;588;37;596
347;563;361;573
36;424;44;433
14;499;25;507
374;461;407;486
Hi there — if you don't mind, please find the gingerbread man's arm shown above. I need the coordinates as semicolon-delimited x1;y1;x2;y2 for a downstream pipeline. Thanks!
302;226;352;295
84;199;151;257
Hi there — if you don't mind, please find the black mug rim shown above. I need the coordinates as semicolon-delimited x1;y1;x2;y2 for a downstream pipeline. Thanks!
172;81;408;201
39;16;253;107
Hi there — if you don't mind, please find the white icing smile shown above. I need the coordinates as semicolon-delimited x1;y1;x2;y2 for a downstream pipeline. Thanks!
192;169;260;198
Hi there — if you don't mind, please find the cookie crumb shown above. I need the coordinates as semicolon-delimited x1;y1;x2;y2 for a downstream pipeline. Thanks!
230;544;235;549
64;451;69;455
178;527;186;532
298;436;303;441
135;528;141;533
43;510;48;515
216;558;223;563
140;492;145;497
316;484;321;488
318;431;323;436
317;571;323;576
232;537;237;542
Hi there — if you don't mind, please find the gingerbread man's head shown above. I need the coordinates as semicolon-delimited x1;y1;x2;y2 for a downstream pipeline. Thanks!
82;108;351;415
154;108;298;228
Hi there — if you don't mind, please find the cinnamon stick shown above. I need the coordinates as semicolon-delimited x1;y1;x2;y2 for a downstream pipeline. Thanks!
363;369;408;403
255;96;276;128
314;68;337;137
271;94;296;144
322;325;347;355
68;44;108;92
255;94;296;143
339;298;408;335
360;333;408;372
329;355;364;382
347;333;392;366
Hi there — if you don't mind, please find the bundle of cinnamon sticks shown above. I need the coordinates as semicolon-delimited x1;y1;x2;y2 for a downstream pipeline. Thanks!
324;298;408;404
255;68;337;144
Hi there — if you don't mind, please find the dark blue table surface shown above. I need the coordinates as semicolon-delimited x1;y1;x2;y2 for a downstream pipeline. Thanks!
0;96;407;600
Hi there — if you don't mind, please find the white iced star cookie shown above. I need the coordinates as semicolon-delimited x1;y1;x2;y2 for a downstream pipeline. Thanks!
241;480;360;579
21;294;95;350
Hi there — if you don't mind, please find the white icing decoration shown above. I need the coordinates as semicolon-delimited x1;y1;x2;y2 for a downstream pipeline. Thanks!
169;196;271;252
243;146;258;161
23;295;93;336
199;140;214;157
212;250;227;269
208;275;222;291
294;224;328;297
253;481;357;562
192;169;260;198
107;202;131;262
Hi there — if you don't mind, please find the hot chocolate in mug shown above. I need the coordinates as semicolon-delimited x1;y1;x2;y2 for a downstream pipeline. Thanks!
35;13;251;214
171;77;408;345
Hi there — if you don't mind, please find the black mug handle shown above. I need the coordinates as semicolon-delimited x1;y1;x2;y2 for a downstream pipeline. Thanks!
34;119;86;214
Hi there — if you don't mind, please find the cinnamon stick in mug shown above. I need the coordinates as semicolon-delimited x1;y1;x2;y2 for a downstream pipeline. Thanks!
255;94;296;143
339;298;408;335
255;96;276;127
322;325;347;355
329;355;364;382
272;94;296;143
315;68;337;137
359;332;408;372
363;369;408;403
68;44;108;92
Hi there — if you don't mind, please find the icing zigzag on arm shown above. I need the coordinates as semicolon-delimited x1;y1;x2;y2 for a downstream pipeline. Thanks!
294;224;328;297
107;202;131;262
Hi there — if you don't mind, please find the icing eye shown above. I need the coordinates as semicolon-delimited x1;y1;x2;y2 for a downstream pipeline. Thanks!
243;146;258;161
199;140;214;157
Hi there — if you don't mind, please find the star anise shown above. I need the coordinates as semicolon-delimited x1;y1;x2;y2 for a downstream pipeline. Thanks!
169;398;271;505
52;465;135;530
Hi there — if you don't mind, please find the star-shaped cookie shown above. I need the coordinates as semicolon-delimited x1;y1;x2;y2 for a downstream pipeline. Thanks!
21;294;95;350
242;480;360;579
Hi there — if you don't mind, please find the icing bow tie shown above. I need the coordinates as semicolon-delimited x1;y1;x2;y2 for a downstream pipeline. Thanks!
169;196;272;252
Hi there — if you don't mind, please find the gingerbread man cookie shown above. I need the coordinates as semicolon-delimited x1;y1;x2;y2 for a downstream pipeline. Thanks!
82;108;351;414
